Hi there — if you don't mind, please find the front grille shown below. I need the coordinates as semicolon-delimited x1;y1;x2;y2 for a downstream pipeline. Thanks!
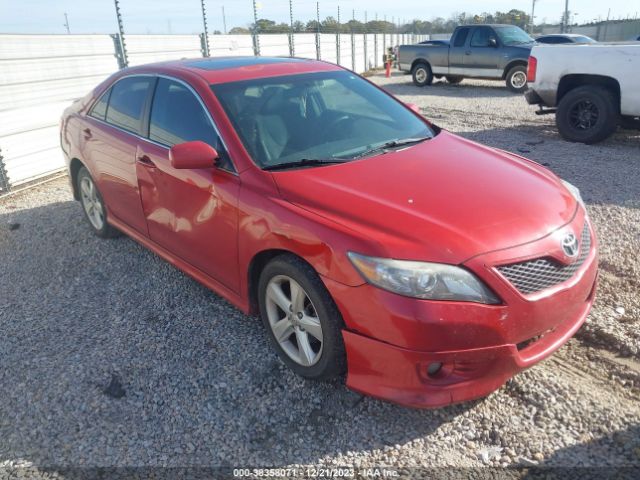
497;223;591;295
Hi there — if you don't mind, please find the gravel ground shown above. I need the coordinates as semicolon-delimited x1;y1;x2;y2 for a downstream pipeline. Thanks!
1;72;639;476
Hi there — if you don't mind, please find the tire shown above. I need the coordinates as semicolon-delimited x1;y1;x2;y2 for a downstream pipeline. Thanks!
445;75;463;85
258;254;346;381
556;86;619;144
77;167;120;238
411;62;433;87
505;65;528;93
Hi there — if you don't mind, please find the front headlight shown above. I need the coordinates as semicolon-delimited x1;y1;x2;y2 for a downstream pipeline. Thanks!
347;252;500;304
561;180;585;208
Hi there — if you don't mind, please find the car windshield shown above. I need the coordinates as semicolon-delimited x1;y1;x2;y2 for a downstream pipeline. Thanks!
495;26;534;45
211;70;434;168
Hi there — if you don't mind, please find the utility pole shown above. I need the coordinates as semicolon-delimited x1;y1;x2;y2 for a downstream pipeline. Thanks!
562;0;569;33
336;5;340;64
200;0;210;57
530;0;537;34
315;1;320;60
222;5;227;34
63;13;70;34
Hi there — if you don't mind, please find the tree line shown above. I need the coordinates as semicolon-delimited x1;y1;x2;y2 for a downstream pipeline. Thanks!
225;9;532;35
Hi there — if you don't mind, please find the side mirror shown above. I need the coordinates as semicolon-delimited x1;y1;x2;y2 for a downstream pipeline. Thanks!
169;141;219;169
406;103;421;114
489;37;498;47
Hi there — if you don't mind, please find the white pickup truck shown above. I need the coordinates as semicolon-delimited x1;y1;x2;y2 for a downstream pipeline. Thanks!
525;43;640;143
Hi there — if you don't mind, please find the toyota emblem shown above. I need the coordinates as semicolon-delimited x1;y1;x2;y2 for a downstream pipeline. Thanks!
561;232;579;258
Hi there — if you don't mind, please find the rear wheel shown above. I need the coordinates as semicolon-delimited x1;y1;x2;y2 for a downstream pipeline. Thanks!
412;62;433;87
556;86;618;144
445;75;463;85
505;65;528;93
77;167;119;238
258;254;346;381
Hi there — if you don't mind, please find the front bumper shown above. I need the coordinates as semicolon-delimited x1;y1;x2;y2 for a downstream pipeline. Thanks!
324;214;598;408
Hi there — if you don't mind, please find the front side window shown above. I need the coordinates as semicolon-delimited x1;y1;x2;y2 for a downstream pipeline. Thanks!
470;27;496;47
105;76;153;135
211;71;434;168
149;78;220;148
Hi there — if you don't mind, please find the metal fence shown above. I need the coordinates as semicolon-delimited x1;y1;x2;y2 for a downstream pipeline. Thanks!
540;20;640;41
0;31;428;193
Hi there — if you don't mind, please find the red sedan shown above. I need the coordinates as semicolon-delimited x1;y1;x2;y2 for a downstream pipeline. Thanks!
60;57;598;408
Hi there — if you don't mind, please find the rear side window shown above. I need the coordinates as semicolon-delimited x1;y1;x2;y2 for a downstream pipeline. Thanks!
105;77;153;135
89;89;110;120
453;28;470;47
149;78;219;148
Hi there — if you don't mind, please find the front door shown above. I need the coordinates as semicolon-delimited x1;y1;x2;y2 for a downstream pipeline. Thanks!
463;26;501;77
136;77;241;292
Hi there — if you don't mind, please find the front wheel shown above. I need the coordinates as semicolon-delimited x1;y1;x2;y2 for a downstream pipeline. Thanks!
505;65;528;93
258;254;346;381
556;86;618;144
412;62;433;87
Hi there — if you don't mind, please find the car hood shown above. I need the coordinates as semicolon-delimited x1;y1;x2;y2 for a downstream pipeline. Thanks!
272;131;576;264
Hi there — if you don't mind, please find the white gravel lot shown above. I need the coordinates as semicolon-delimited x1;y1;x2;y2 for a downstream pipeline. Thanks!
0;72;638;477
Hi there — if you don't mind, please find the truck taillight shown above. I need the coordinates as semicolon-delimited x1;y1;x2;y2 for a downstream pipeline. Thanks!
527;56;537;83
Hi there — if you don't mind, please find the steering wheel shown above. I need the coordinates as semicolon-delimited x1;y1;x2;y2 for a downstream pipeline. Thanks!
322;115;351;141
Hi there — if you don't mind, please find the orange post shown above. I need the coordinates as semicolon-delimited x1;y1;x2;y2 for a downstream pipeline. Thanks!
385;59;391;78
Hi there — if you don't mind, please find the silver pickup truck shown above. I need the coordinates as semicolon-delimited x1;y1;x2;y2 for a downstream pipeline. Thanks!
398;24;534;92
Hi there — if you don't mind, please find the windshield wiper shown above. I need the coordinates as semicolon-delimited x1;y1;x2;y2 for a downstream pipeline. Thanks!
352;136;431;159
262;158;348;171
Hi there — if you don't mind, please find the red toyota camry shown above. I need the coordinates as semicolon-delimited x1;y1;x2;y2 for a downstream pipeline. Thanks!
60;57;598;408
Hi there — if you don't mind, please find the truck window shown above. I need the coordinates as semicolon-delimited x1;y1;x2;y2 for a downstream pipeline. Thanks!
453;28;470;47
470;27;496;47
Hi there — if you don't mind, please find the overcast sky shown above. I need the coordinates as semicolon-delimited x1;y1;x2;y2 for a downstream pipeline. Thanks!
1;0;637;34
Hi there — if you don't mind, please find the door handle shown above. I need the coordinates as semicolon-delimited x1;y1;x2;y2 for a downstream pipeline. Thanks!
465;51;472;55
137;154;156;167
83;128;92;139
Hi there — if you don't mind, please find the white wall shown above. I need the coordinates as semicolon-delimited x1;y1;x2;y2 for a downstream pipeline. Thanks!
0;32;429;190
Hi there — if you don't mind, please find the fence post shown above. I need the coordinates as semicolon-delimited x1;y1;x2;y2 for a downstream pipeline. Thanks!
199;33;209;57
200;0;210;56
288;33;295;57
111;34;128;69
351;32;355;71
374;33;378;68
0;148;9;194
112;0;128;68
363;33;368;71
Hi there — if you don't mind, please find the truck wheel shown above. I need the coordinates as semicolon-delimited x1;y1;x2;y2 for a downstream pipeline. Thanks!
412;62;433;87
446;76;463;85
505;65;528;93
556;86;619;144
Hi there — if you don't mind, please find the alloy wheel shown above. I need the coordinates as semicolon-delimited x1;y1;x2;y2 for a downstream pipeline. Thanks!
569;100;599;130
415;68;427;84
265;275;323;367
80;176;105;230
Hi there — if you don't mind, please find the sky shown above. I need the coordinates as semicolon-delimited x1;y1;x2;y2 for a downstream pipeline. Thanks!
0;0;638;34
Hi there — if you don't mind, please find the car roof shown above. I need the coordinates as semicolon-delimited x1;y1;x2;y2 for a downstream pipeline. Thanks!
124;56;342;85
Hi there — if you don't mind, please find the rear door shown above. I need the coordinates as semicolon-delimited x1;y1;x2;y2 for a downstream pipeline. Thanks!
83;75;154;235
136;76;241;291
463;26;501;77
